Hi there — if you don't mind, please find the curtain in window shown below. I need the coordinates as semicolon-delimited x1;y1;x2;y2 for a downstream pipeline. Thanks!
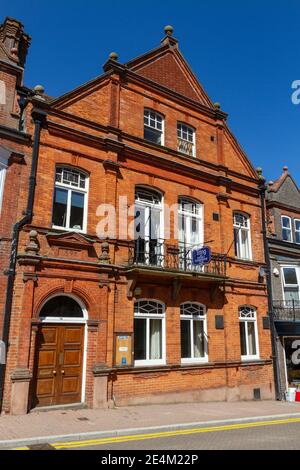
193;321;204;358
247;322;257;355
150;319;162;359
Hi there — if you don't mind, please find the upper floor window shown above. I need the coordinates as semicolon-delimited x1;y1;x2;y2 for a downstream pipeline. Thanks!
178;197;203;270
239;306;259;360
177;123;195;157
134;300;165;366
233;212;252;260
282;267;299;302
294;219;300;244
282;216;292;242
180;303;207;362
134;187;163;266
52;166;88;232
0;161;7;216
144;109;164;145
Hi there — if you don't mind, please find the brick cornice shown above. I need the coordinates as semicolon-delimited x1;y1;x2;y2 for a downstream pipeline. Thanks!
0;124;31;143
266;199;300;214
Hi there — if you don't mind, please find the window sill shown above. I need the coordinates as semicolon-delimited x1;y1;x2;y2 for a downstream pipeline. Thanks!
241;356;260;362
52;225;86;235
181;358;208;364
134;360;165;367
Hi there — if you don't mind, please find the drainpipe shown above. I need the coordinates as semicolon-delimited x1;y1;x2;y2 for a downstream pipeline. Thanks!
0;101;47;412
258;171;281;400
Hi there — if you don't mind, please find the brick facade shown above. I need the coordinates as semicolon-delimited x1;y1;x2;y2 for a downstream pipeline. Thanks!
0;20;274;414
266;168;300;398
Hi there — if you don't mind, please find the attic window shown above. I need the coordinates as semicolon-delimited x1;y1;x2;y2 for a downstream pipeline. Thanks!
144;109;164;145
282;216;292;242
177;123;195;157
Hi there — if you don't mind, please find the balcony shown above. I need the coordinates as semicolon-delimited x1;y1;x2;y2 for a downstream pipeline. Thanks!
273;300;300;322
177;138;194;157
128;238;227;277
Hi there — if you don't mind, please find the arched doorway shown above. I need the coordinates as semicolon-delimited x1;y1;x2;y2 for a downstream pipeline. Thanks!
33;295;88;408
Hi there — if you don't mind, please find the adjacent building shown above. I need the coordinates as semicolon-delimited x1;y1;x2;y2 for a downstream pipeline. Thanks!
0;17;32;405
0;18;274;414
267;167;300;398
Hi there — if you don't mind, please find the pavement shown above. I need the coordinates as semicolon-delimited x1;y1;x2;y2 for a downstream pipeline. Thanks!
1;400;300;448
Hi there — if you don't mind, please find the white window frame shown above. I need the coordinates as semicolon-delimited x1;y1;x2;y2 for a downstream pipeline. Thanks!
0;160;7;216
294;219;300;244
52;166;89;233
281;265;300;303
135;187;164;266
177;122;196;157
281;215;293;243
134;299;166;367
178;197;203;271
144;109;164;146
239;306;259;361
233;212;252;261
180;302;208;363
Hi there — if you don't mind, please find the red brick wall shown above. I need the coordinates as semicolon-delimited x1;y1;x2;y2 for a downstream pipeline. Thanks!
2;53;274;412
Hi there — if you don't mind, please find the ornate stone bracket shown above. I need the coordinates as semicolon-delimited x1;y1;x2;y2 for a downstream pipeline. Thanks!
127;277;137;299
23;272;38;283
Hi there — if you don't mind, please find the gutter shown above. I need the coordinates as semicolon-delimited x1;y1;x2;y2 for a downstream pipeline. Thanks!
258;175;282;400
0;103;47;412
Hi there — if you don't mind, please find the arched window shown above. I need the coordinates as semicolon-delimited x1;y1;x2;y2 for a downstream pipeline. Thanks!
233;212;252;260
39;295;84;319
134;187;163;266
52;166;88;232
180;303;207;362
239;306;259;360
134;300;165;365
178;197;203;270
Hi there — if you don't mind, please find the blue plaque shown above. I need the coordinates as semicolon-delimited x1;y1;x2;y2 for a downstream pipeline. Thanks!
122;357;127;365
192;246;211;265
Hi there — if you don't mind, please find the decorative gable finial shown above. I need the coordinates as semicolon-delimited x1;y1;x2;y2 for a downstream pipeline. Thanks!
283;165;288;173
164;25;174;36
161;25;178;47
109;52;118;61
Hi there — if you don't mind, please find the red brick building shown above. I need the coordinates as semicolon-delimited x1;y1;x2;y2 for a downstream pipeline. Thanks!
0;17;33;411
0;20;274;414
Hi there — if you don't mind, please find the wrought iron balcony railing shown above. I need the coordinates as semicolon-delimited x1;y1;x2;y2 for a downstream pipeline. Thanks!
273;300;300;322
128;238;227;277
177;138;194;157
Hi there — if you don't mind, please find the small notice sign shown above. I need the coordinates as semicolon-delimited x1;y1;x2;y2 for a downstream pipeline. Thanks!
115;333;133;367
192;246;212;266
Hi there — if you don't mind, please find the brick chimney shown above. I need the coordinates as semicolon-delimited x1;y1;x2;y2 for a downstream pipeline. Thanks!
0;18;31;129
0;17;31;67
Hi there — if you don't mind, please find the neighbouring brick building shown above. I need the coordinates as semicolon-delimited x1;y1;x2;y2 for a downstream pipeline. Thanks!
267;167;300;398
0;18;32;389
0;18;274;415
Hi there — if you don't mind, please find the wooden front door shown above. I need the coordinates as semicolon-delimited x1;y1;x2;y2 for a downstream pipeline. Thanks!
34;324;84;407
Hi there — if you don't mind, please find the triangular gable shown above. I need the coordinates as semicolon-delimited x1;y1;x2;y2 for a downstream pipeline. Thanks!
46;231;94;250
126;42;213;108
270;171;300;195
223;124;258;179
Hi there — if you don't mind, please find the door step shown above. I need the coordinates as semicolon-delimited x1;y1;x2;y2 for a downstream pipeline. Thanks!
30;402;87;413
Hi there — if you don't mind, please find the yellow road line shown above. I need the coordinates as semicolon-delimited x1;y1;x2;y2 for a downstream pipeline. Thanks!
13;446;30;450
52;416;300;449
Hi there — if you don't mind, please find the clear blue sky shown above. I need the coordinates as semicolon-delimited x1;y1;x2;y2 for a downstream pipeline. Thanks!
3;0;300;184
